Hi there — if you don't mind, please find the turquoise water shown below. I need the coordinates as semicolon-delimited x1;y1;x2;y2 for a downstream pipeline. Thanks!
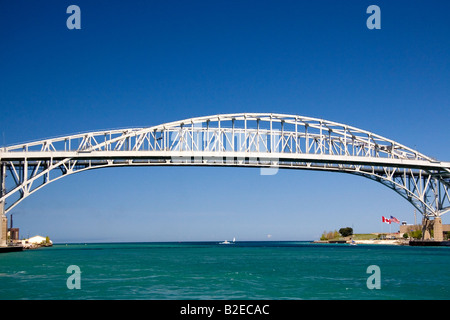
0;241;449;300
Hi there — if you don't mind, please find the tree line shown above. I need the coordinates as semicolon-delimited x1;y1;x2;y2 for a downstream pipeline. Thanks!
320;227;353;240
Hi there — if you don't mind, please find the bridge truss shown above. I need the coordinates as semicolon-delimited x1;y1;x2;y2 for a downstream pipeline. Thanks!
1;113;450;220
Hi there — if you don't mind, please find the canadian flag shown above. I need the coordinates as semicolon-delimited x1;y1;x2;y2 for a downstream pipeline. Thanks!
382;216;391;224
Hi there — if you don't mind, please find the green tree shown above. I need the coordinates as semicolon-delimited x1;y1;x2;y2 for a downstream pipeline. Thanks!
339;227;353;237
410;230;422;239
320;230;340;240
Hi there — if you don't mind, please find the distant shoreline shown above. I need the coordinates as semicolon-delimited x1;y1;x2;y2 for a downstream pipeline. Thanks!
313;239;408;245
315;232;411;245
52;240;315;245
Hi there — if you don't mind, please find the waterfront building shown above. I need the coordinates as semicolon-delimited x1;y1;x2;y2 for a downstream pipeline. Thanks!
22;235;53;247
400;222;450;240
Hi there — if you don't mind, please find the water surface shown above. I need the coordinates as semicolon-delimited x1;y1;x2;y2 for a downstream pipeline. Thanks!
0;241;448;299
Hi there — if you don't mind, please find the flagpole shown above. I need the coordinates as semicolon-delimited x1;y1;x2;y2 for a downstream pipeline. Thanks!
388;216;390;235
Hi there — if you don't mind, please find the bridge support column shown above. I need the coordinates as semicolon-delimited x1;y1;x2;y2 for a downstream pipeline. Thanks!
0;202;6;247
0;162;6;247
422;217;432;240
434;217;444;241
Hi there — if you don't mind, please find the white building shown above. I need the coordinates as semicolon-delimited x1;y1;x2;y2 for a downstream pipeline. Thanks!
22;235;52;247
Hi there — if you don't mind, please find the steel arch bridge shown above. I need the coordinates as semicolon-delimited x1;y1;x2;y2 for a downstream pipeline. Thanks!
1;113;450;222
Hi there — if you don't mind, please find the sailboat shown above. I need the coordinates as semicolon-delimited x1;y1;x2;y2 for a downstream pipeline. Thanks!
219;237;236;245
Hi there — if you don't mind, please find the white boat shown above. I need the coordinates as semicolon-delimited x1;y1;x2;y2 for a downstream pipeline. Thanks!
219;237;236;245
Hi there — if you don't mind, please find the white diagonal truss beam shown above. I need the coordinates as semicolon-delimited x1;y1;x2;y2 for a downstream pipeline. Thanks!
1;113;449;218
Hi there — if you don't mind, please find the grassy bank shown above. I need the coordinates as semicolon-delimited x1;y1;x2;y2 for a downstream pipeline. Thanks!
320;233;376;242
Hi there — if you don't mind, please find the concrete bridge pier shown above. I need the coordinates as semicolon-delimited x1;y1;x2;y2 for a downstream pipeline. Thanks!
434;217;444;241
422;217;432;240
422;216;444;241
0;201;6;247
0;162;6;247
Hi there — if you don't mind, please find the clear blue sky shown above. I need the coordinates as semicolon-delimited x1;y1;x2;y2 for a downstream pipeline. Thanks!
1;0;449;242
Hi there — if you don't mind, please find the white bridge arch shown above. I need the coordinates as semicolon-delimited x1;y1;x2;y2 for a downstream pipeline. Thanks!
1;113;449;221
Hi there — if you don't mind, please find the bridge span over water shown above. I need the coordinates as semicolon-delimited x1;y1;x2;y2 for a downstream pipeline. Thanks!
1;113;449;242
